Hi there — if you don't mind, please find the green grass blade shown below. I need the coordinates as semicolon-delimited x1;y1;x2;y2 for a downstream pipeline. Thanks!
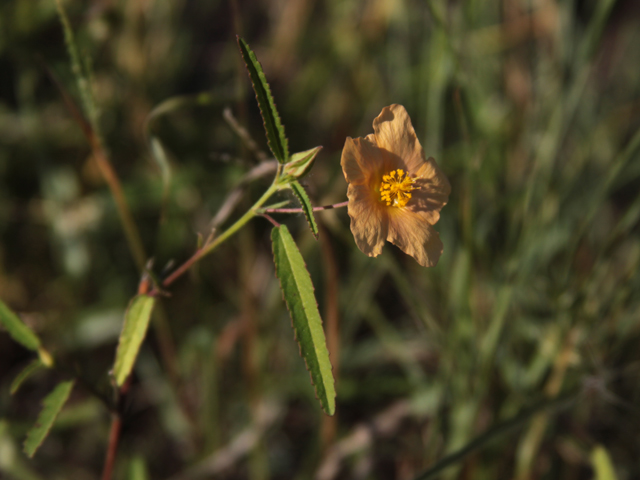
591;445;619;480
112;295;156;387
129;455;150;480
149;136;173;220
271;225;335;415
290;181;319;239
0;299;41;351
237;36;289;163
10;359;44;395
411;392;577;480
23;380;75;458
577;0;617;63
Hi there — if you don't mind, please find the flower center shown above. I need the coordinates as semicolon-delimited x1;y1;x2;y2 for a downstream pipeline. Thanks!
380;169;415;207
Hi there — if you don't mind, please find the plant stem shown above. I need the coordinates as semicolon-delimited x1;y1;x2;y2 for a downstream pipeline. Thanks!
90;136;147;272
263;200;348;214
101;376;132;480
260;213;280;227
54;0;147;272
151;183;279;295
101;414;122;480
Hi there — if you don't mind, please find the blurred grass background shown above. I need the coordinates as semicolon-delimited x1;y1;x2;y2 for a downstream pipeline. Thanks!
1;0;640;478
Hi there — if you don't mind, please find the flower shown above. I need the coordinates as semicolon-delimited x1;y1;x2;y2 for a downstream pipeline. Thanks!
340;104;450;267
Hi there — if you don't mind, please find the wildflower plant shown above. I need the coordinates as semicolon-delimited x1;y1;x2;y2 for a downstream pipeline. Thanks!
0;26;453;472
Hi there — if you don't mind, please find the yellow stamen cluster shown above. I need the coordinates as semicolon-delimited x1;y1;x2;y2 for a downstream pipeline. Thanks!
380;169;415;207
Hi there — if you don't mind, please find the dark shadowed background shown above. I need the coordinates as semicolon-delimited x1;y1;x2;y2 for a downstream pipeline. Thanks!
1;0;640;479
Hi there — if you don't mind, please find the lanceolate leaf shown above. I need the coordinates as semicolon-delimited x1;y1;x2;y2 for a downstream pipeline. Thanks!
291;181;319;239
23;380;74;458
237;36;289;163
271;225;335;415
112;294;156;387
0;299;41;351
11;359;44;395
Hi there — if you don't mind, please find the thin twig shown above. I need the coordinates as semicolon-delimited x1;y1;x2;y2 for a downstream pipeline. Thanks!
101;377;133;480
223;107;270;162
101;414;122;480
148;184;279;296
89;138;147;272
211;160;277;229
265;201;348;214
260;213;280;227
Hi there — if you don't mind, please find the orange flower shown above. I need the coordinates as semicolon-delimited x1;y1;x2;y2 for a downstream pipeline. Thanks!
340;104;450;267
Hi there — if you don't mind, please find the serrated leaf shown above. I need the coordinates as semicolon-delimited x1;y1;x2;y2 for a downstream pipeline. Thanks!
11;359;44;395
271;225;335;415
23;380;74;458
237;36;289;163
290;181;319;239
283;146;322;180
112;294;156;387
0;299;41;351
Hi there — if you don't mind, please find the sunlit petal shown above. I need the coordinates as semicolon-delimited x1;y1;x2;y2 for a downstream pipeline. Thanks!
387;209;444;267
341;136;385;186
373;104;424;173
347;184;388;257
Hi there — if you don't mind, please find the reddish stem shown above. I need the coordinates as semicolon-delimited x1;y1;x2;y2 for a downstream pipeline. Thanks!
264;201;348;214
101;414;122;480
147;200;348;296
160;249;205;291
260;213;281;227
100;370;133;480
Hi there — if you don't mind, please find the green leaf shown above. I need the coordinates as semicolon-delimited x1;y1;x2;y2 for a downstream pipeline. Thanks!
10;359;44;395
23;380;74;458
129;455;150;480
290;181;319;239
591;445;619;480
0;299;41;351
112;295;156;387
271;225;335;415
283;146;322;180
237;36;289;163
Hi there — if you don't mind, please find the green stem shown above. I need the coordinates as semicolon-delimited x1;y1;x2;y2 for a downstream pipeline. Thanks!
155;183;279;293
202;183;278;257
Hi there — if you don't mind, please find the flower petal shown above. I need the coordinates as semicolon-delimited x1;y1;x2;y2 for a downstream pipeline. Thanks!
387;209;444;267
347;184;388;257
372;104;425;173
408;156;451;224
341;136;386;186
